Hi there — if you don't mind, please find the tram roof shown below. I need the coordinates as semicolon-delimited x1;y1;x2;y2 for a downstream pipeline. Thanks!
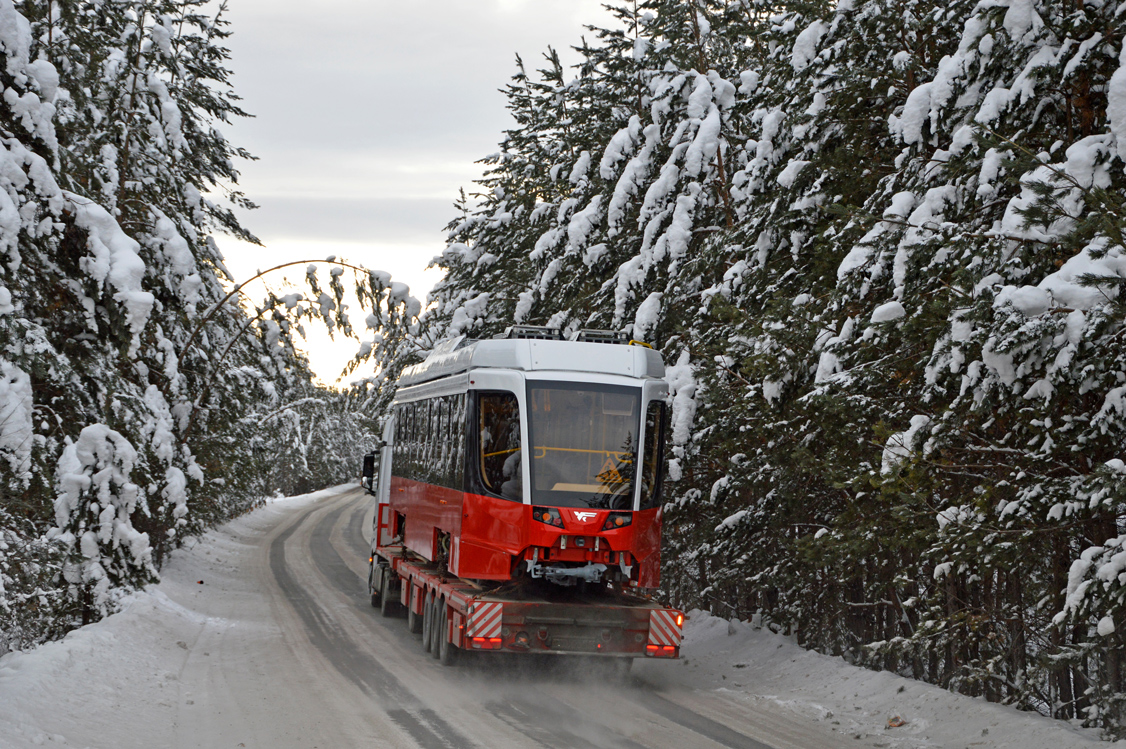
398;335;666;388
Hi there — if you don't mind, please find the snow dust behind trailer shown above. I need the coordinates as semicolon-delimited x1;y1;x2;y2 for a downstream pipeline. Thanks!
362;327;683;665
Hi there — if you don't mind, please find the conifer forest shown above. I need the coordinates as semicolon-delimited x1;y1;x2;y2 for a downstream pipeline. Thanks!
4;0;1126;739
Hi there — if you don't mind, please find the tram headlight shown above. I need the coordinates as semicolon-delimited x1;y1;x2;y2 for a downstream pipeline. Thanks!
603;512;632;530
532;506;564;528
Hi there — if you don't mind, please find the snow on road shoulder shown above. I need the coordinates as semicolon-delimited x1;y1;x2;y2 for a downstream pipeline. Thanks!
639;610;1112;748
260;483;355;506
0;484;354;749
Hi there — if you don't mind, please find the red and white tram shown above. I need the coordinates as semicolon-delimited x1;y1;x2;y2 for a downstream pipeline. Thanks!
374;326;668;588
365;327;683;663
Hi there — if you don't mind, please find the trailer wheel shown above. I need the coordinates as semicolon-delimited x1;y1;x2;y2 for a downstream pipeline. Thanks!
379;569;396;618
407;582;423;634
438;600;458;667
429;596;443;658
421;590;434;652
368;561;380;608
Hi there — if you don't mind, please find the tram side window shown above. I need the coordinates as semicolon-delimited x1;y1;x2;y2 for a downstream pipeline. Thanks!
439;395;460;490
417;401;427;475
400;403;410;472
430;396;439;484
407;402;419;475
415;401;426;475
478;392;522;501
393;403;411;477
400;403;409;468
391;396;469;489
432;397;445;486
639;400;667;510
428;400;437;483
452;393;465;490
402;404;410;470
414;403;423;473
422;399;434;484
419;401;428;477
395;404;404;466
391;406;401;470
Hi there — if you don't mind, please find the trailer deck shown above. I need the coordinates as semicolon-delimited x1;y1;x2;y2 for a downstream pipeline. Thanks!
372;544;682;663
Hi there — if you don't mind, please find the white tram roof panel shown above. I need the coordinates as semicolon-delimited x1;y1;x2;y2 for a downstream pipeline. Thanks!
398;336;665;387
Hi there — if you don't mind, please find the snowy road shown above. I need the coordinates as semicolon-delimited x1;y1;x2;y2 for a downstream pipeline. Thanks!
0;486;1107;749
226;486;848;749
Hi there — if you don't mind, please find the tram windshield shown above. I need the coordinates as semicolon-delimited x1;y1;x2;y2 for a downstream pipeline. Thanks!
527;382;642;510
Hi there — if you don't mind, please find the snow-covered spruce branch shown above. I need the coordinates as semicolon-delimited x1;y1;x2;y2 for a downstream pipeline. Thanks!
824;202;1070;250
976;125;1126;248
255;398;328;425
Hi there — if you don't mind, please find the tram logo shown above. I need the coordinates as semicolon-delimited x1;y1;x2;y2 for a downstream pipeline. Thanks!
573;511;597;522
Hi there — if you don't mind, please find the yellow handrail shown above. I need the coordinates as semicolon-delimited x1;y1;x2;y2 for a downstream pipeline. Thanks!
532;446;632;462
482;447;520;458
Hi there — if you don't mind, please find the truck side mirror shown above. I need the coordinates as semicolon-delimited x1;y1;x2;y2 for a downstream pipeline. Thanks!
362;453;376;481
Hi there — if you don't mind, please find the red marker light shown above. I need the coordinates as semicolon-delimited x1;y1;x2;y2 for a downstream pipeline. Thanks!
471;637;504;650
603;512;632;531
532;506;564;528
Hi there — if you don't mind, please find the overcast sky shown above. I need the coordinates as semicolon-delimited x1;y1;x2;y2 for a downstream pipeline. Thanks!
213;0;614;383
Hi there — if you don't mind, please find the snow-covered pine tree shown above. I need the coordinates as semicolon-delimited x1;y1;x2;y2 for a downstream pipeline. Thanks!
20;0;273;580
429;51;571;338
0;0;75;646
0;0;175;624
0;0;392;637
850;0;1126;725
741;0;1126;727
656;0;855;631
431;7;759;599
433;1;747;343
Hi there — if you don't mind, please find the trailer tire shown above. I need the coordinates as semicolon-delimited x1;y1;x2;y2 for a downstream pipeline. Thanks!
429;596;443;658
421;590;434;652
407;582;423;634
438;600;457;667
379;569;396;618
368;561;380;608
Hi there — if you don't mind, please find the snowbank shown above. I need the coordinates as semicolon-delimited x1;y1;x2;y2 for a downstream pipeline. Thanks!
0;485;353;747
636;610;1111;748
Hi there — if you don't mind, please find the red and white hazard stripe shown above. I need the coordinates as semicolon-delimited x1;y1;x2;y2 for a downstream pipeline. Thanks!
467;601;503;638
648;610;683;647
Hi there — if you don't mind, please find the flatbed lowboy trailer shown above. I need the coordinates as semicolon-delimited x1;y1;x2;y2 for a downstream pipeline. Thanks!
370;543;683;665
